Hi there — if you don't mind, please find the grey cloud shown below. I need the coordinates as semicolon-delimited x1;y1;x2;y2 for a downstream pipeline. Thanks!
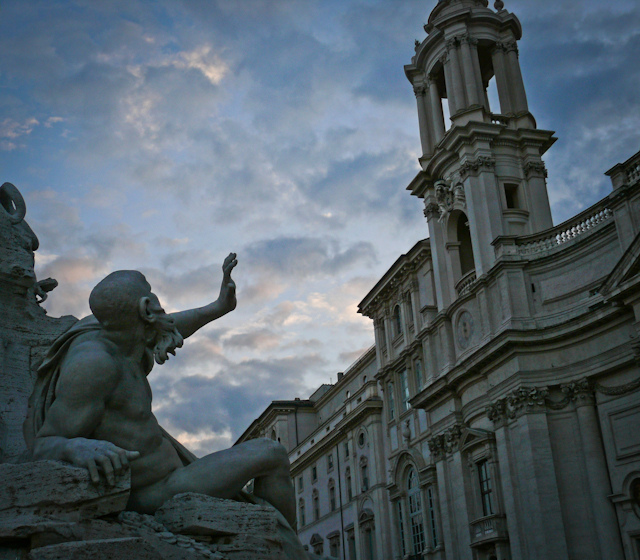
223;328;282;351
244;236;378;279
151;351;327;452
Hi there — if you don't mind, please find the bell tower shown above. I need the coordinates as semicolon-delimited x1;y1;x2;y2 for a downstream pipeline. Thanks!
405;0;556;309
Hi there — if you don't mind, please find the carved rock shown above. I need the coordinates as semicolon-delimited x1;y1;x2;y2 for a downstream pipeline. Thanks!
155;493;278;538
0;461;130;528
27;537;158;560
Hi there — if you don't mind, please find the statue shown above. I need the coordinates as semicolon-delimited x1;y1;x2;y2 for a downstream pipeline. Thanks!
23;254;297;528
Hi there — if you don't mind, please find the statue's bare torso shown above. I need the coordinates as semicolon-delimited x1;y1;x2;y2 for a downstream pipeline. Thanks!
41;331;183;493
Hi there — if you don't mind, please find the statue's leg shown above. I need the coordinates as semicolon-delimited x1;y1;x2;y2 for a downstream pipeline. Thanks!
130;438;295;526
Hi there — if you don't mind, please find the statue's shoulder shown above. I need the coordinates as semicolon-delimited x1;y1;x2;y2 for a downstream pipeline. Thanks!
61;332;123;384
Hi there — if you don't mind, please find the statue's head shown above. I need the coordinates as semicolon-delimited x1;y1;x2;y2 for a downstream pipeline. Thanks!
89;270;183;364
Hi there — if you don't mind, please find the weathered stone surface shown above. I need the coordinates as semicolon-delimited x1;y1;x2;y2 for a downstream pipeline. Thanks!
155;493;278;538
0;461;130;524
27;537;157;560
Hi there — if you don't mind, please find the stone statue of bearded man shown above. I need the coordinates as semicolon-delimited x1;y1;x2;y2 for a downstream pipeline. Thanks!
25;253;296;529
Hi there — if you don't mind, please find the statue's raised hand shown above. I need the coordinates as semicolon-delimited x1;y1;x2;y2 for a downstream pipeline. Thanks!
218;252;237;314
65;437;140;486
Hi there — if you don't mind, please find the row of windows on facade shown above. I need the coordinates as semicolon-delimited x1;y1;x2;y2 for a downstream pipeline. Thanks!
387;358;423;421
297;435;366;492
298;462;370;527
396;461;495;556
308;527;370;560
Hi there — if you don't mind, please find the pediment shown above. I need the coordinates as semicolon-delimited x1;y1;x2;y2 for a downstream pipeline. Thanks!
600;231;640;299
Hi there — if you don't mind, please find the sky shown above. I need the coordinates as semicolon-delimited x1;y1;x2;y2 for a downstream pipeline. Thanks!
1;0;639;456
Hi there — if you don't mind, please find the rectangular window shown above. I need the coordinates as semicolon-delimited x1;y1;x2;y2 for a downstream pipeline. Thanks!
327;454;334;471
312;465;317;482
427;486;438;547
297;476;303;492
414;358;423;390
344;441;349;458
313;495;320;521
347;475;353;501
388;382;395;420
504;183;519;209
478;460;494;516
399;369;410;411
330;485;336;511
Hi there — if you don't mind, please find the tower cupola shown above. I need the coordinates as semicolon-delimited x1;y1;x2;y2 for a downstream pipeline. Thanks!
405;0;557;310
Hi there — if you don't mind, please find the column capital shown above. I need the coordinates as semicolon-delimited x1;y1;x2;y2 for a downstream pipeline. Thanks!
504;40;519;55
413;85;427;98
460;33;478;47
423;201;441;221
523;160;548;178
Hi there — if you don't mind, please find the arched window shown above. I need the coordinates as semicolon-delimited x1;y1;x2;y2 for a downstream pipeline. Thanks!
329;479;336;511
393;305;403;336
407;467;426;554
312;489;320;521
270;429;276;441
299;498;306;527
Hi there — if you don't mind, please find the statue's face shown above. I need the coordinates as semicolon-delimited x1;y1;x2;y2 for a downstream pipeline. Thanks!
143;292;184;364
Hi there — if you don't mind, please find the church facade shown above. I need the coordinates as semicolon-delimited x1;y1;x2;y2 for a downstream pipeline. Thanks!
239;1;640;559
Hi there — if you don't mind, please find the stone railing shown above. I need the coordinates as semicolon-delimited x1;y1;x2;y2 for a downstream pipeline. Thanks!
470;514;508;546
515;201;613;257
627;159;640;185
455;269;477;297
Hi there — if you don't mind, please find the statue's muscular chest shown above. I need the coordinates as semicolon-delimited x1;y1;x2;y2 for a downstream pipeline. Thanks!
106;358;154;422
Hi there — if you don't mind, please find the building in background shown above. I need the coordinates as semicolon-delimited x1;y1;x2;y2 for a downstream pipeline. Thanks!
237;347;395;559
239;1;640;559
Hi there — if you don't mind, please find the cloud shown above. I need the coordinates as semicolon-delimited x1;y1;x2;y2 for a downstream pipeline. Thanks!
244;236;378;279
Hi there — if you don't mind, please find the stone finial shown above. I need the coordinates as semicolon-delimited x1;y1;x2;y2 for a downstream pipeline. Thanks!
494;0;505;11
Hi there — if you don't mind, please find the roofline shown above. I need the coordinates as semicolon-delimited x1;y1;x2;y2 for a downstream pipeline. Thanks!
358;239;430;315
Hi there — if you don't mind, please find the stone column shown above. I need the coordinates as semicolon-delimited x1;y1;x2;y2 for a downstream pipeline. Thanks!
469;38;488;111
442;52;457;117
505;41;529;113
460;35;481;107
373;318;385;365
414;85;433;156
574;386;625;560
447;38;467;113
428;76;446;142
514;411;569;558
491;43;512;115
491;420;523;560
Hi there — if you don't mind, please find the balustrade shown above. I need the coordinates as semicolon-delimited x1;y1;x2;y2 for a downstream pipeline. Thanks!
516;204;612;257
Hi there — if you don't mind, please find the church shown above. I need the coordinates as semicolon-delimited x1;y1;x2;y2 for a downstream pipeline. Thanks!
238;1;640;559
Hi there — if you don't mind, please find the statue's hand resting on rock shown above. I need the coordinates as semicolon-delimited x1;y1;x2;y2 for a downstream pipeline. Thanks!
29;253;296;527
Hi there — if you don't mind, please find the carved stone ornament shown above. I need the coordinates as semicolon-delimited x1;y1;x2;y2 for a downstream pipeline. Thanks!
430;173;466;222
427;423;464;459
459;156;496;179
424;202;441;220
523;160;548;178
486;386;550;422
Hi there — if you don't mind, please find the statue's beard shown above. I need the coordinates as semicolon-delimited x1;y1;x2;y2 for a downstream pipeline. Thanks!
148;312;184;365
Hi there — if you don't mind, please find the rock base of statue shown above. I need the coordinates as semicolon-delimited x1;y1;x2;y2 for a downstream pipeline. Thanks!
0;462;298;560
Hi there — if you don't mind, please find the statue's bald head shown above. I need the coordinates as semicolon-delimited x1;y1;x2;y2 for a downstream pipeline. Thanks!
89;270;153;330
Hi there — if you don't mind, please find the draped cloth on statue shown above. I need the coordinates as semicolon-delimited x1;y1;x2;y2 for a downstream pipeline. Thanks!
23;316;307;559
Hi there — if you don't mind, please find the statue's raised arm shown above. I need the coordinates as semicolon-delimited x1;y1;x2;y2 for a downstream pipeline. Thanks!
169;252;238;342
